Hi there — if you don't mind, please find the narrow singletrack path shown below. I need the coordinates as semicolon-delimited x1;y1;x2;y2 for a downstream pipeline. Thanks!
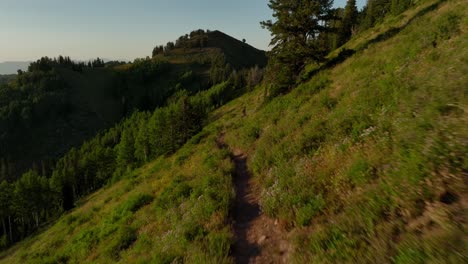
218;134;290;264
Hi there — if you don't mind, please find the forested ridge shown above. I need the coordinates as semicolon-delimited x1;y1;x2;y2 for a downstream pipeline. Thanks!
0;31;265;246
0;0;466;263
0;30;265;182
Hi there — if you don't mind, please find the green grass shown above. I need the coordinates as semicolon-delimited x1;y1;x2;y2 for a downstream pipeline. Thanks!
219;0;467;262
1;0;466;262
0;125;234;263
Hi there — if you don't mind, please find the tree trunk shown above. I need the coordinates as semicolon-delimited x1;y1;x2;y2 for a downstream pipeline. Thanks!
2;218;6;238
34;212;39;228
8;216;12;241
72;185;76;202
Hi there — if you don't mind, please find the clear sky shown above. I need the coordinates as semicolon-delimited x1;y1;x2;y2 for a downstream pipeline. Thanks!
0;0;366;62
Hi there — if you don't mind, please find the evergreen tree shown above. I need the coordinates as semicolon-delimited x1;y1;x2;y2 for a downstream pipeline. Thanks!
338;0;358;46
0;181;13;242
148;108;170;156
116;126;135;169
134;113;151;163
363;0;391;29
261;0;334;90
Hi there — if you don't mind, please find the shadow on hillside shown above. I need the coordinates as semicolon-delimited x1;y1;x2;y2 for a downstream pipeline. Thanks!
357;0;444;51
301;0;444;82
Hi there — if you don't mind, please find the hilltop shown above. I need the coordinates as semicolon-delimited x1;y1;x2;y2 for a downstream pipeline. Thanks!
152;30;267;69
0;0;466;263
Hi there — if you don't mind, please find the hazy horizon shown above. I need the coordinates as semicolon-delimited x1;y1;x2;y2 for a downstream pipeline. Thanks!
0;0;365;63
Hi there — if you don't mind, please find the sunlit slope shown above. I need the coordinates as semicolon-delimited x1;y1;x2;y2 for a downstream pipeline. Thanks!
0;127;234;263
219;0;467;262
1;0;466;263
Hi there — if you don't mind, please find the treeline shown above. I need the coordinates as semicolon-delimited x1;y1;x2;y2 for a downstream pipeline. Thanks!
0;69;69;181
330;0;415;49
262;0;415;95
124;58;171;85
152;29;211;56
0;59;107;182
360;0;414;30
25;56;123;73
0;57;178;182
209;51;265;89
0;49;262;183
0;67;263;248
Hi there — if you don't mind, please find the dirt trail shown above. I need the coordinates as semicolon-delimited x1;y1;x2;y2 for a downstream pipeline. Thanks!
217;134;290;264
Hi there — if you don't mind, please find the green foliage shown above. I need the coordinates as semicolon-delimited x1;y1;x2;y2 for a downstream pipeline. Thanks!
391;0;413;16
104;226;137;260
338;0;359;46
295;195;326;226
0;1;465;263
0;66;244;248
154;176;192;210
432;11;461;41
346;158;373;186
120;193;154;213
69;227;100;258
225;0;466;262
261;0;334;89
126;59;170;84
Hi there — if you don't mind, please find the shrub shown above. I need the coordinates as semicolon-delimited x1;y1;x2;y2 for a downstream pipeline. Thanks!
104;226;137;260
346;158;373;186
154;177;192;210
295;195;326;226
120;193;154;213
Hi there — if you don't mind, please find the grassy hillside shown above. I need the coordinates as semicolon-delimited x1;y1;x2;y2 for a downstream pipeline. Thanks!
220;0;467;262
1;0;466;262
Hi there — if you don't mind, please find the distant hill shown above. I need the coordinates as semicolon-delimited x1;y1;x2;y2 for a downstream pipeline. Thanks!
152;29;267;69
0;30;267;181
0;61;30;74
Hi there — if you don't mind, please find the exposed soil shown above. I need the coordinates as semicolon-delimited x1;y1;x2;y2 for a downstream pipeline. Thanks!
217;134;290;263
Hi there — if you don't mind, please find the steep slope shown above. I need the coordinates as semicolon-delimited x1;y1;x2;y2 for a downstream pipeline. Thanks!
1;0;466;263
218;0;467;262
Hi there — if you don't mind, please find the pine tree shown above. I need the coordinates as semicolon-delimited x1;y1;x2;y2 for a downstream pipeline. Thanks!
338;0;358;46
261;0;334;90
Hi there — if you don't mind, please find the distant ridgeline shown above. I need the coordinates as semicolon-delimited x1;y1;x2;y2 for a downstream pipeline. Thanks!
0;30;266;183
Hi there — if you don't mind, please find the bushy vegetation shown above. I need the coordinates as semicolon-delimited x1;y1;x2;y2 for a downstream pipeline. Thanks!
262;0;419;95
0;122;235;263
0;66;252;248
0;0;465;262
0;29;266;187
